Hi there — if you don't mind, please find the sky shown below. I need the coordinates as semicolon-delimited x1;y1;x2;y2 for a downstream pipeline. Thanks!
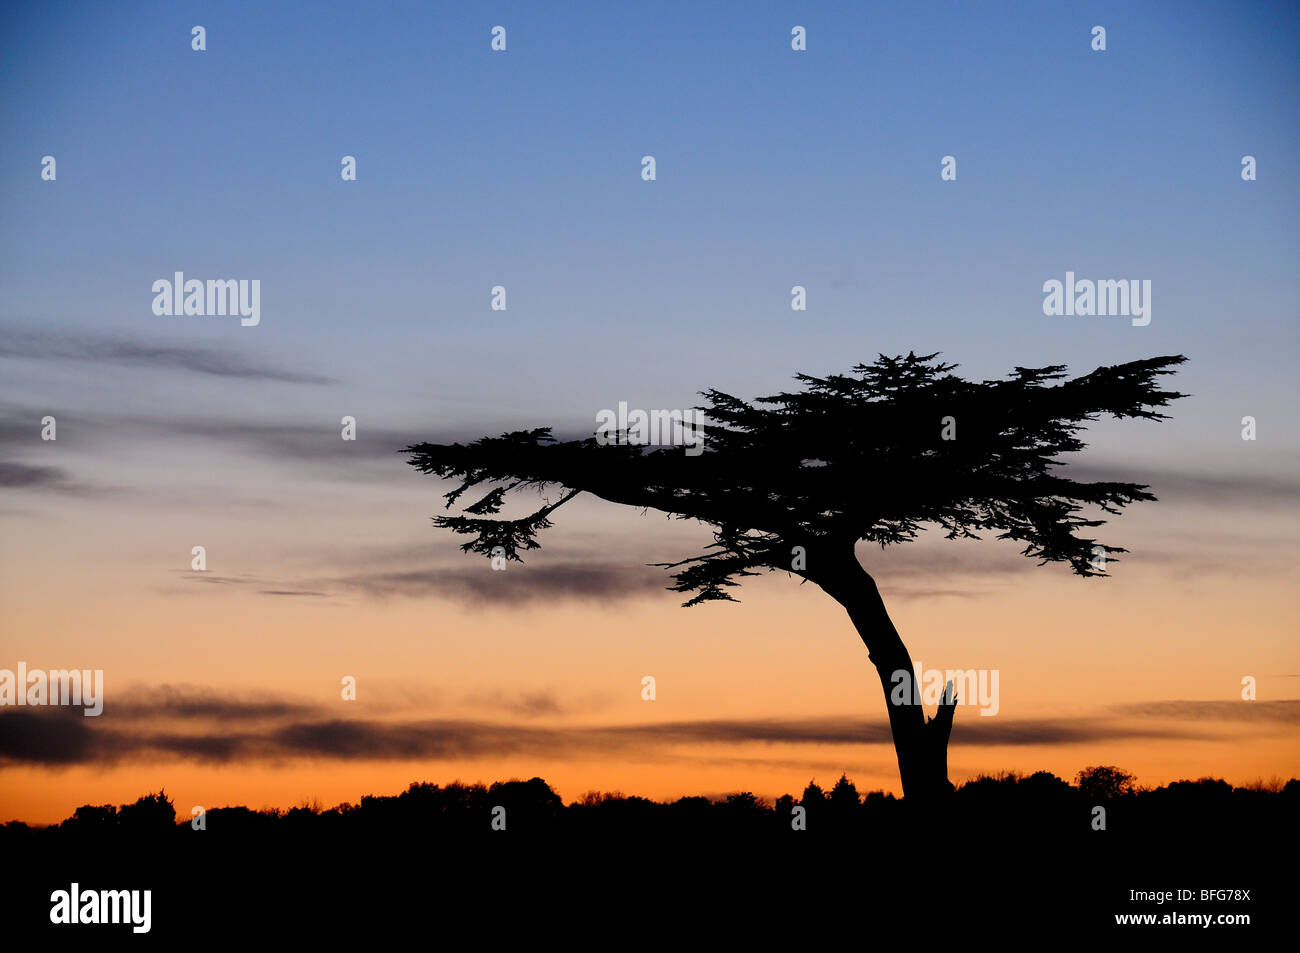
1;0;1297;824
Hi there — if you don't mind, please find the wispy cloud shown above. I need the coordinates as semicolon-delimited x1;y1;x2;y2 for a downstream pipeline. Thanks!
0;327;336;384
1109;700;1300;724
0;460;102;495
107;686;319;723
1063;460;1300;508
0;461;72;490
328;562;672;606
166;560;675;608
880;586;991;602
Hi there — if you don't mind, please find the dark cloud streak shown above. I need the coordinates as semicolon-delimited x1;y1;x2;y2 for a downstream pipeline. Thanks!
0;327;335;385
5;695;1293;769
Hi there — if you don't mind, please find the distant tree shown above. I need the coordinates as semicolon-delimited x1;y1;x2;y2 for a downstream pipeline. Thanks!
406;353;1186;800
723;791;761;809
800;780;826;810
1025;770;1066;786
63;803;117;834
830;774;861;809
671;796;712;811
1075;765;1136;800
488;776;563;824
1162;777;1232;798
117;790;175;835
1021;771;1072;796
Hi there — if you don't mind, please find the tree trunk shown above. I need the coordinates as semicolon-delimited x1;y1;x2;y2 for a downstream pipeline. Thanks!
810;543;956;801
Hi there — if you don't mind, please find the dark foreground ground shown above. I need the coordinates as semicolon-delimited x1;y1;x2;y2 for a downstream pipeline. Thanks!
2;772;1291;942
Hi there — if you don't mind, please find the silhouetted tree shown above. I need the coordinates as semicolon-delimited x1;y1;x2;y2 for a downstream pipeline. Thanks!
1159;777;1233;801
406;353;1186;800
62;803;117;834
800;780;826;811
1024;770;1069;790
117;789;175;835
1075;765;1136;800
488;777;564;828
862;789;895;814
830;774;861;810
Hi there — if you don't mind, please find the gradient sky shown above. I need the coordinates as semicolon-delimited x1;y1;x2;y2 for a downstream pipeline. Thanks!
1;1;1297;824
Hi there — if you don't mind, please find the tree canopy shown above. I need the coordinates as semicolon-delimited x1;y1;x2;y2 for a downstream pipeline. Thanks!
404;352;1187;605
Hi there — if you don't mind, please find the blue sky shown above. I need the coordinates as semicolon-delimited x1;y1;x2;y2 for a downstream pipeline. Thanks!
2;0;1297;457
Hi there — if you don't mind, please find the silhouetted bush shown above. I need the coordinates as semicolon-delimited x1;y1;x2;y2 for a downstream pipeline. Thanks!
1075;765;1136;800
117;790;175;835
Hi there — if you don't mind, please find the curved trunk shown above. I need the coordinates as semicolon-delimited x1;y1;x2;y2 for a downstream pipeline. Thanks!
810;544;956;801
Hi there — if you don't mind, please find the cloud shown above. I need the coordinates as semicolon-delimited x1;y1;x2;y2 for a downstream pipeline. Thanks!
1109;700;1300;724
0;461;103;496
604;717;1200;748
329;562;672;606
0;420;39;450
0;327;335;385
880;586;990;602
0;461;73;490
1063;461;1300;508
107;686;320;723
0;402;439;502
461;690;566;718
0;401;469;470
168;419;424;465
5;691;1292;769
1;682;603;728
0;710;96;765
166;559;673;607
858;539;1034;580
